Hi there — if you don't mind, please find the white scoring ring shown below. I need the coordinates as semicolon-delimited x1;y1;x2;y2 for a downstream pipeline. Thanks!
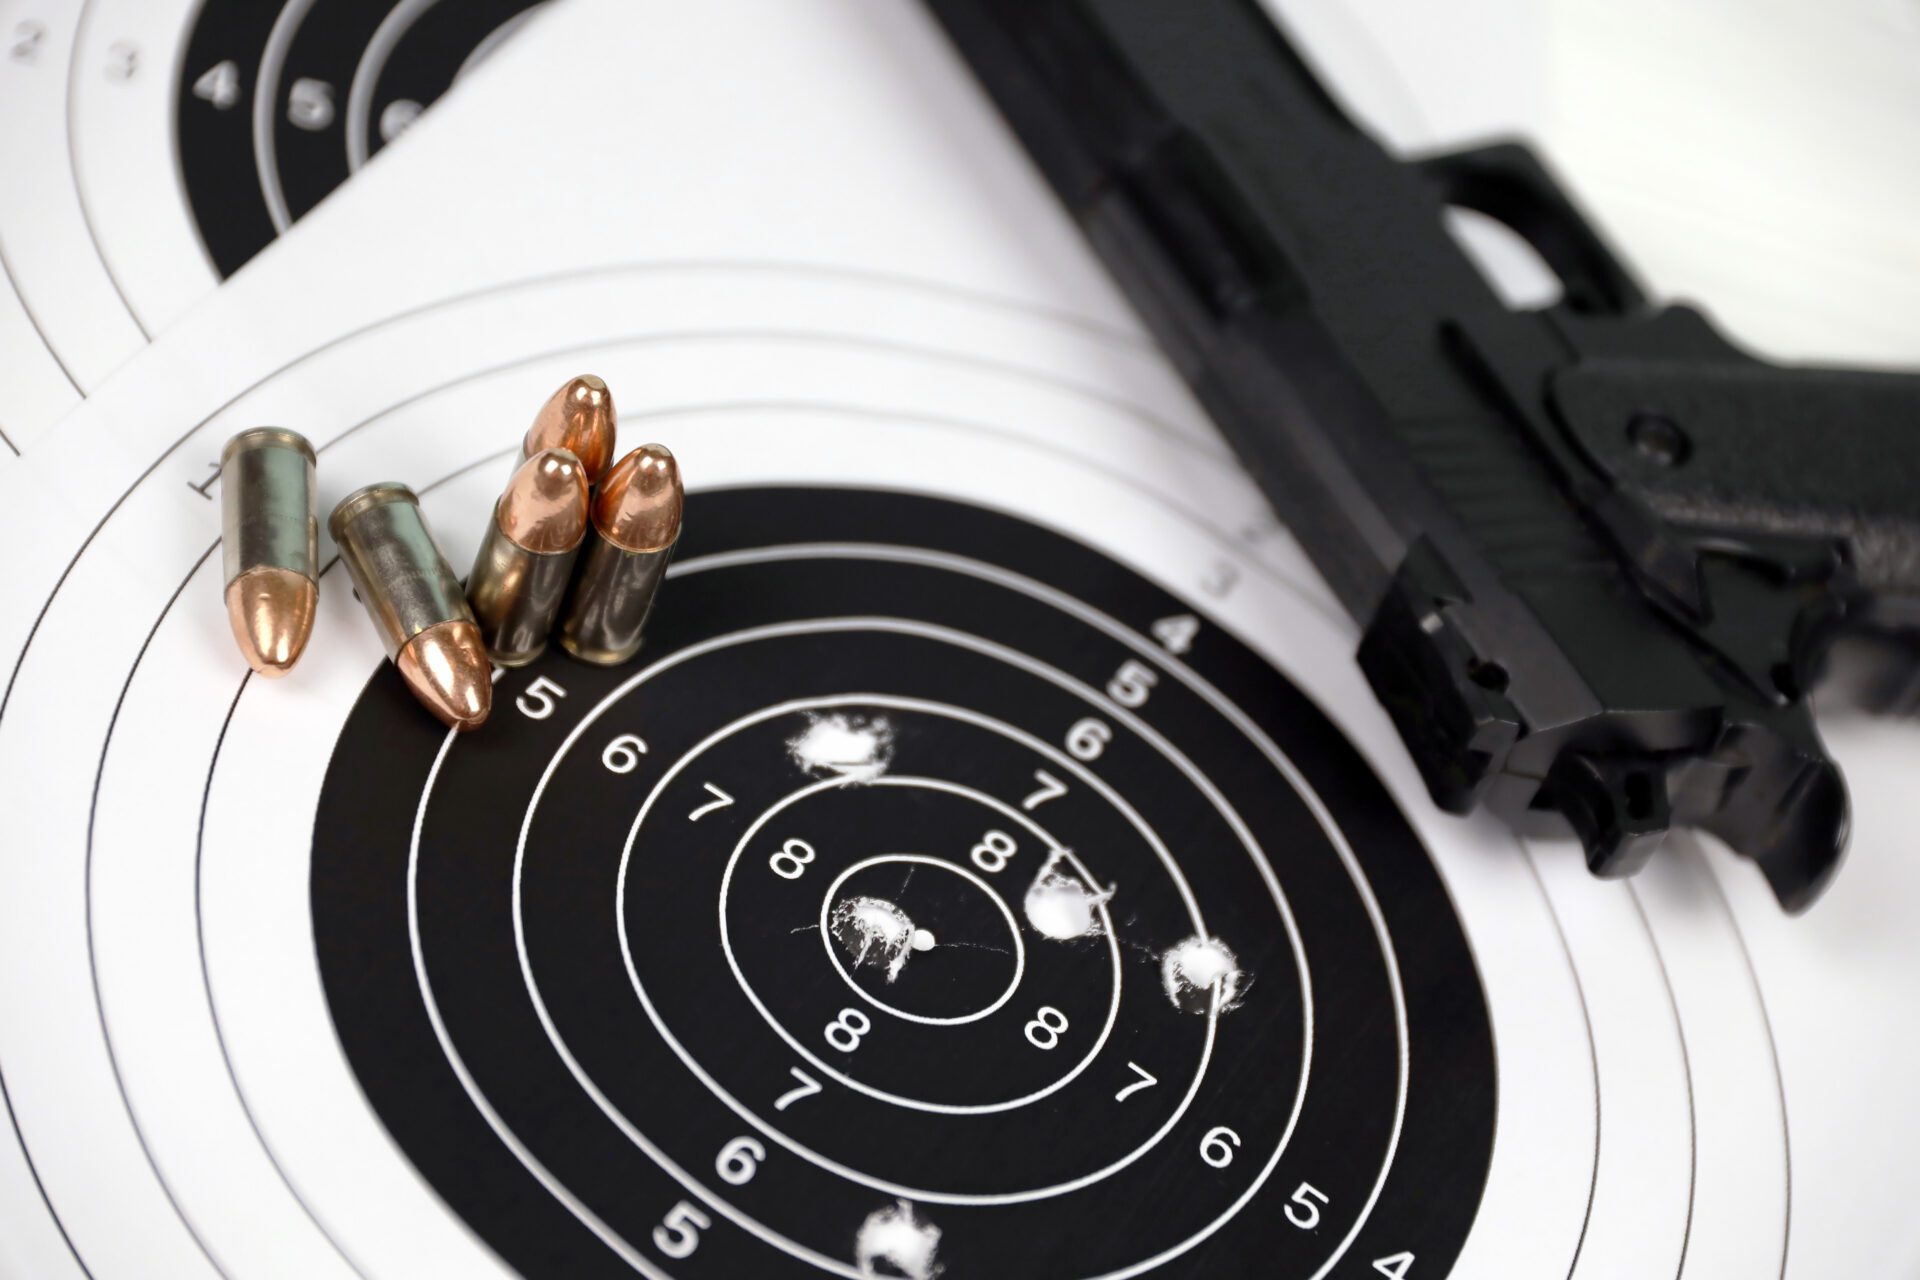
477;543;1376;1269
658;546;1410;1280
715;741;1126;1114
813;852;1027;1029
511;615;1270;1213
515;607;1311;1218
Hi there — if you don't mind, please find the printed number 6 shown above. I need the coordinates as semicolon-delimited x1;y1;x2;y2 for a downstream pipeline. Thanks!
1199;1125;1240;1168
602;733;647;773
1066;717;1112;761
716;1136;765;1186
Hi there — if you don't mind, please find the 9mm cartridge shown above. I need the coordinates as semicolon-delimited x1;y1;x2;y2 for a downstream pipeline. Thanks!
557;444;683;665
330;483;493;730
468;449;591;666
220;428;319;677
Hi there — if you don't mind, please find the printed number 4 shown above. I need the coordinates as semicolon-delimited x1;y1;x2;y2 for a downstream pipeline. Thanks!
193;59;240;109
1152;612;1200;655
1372;1253;1414;1279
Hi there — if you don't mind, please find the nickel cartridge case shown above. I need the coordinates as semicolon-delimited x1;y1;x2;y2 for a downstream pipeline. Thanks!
220;428;318;677
557;444;683;665
468;449;590;666
330;483;491;730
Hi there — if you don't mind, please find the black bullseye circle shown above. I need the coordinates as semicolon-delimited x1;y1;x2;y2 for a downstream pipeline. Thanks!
177;0;546;274
312;486;1496;1277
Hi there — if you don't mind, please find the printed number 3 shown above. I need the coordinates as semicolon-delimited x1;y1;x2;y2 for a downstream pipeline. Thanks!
11;21;45;64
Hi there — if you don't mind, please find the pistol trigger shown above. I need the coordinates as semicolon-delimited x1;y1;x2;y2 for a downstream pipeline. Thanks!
1681;711;1850;913
1587;489;1711;622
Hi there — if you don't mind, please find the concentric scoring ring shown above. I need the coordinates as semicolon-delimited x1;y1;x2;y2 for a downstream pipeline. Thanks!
816;851;1029;1028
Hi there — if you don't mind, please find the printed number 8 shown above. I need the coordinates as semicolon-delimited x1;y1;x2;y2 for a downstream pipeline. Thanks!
971;829;1017;873
770;838;815;880
1025;1005;1069;1049
825;1007;871;1052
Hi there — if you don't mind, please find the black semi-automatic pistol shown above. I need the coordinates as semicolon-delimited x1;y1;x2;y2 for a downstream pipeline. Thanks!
927;0;1920;910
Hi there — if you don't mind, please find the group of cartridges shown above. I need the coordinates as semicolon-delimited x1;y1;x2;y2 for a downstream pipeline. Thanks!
218;375;684;729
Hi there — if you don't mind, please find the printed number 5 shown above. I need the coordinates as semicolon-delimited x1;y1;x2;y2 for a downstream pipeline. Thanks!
652;1200;710;1259
516;675;566;720
1284;1182;1328;1230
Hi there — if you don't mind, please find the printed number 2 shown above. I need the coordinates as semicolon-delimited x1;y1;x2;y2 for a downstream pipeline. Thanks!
1372;1254;1414;1279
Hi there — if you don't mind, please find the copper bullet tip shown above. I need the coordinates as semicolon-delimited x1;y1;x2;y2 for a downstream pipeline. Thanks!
396;619;493;730
224;567;317;677
594;444;683;553
524;375;615;483
499;449;589;553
